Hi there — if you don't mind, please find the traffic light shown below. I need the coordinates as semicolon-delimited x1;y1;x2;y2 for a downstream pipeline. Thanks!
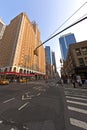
60;58;62;63
34;49;38;56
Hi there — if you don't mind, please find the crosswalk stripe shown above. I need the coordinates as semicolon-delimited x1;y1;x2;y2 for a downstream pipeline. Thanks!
66;96;87;101
65;89;87;129
64;88;87;92
70;118;87;129
68;106;87;114
64;91;87;98
67;100;87;106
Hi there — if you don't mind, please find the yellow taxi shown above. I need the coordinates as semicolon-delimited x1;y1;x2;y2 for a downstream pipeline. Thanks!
19;78;27;83
0;79;9;85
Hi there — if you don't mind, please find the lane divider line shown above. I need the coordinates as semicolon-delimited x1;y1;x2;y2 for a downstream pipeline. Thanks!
18;102;29;111
3;98;15;104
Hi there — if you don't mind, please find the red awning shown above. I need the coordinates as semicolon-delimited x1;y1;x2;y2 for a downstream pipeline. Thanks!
0;72;35;77
0;72;45;76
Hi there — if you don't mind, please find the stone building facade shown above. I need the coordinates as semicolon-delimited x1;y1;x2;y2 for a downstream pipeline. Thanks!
0;13;45;77
0;18;6;40
62;40;87;82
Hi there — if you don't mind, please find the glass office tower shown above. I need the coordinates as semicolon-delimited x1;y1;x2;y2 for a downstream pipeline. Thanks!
59;33;76;60
52;51;57;73
45;46;52;76
45;46;51;64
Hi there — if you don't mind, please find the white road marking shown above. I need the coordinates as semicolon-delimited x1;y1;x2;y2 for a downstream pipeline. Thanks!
22;95;32;100
3;98;15;103
18;102;29;111
67;100;87;106
30;95;35;97
37;93;41;96
64;87;87;92
70;118;87;129
0;120;3;124
68;106;87;114
26;93;29;97
65;93;87;98
66;96;87;101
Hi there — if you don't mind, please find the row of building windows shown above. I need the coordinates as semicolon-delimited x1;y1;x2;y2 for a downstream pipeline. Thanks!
75;47;87;56
78;57;87;66
0;67;34;74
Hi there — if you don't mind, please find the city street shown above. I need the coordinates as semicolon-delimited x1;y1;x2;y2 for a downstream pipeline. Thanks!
0;80;65;130
0;1;87;130
0;80;87;130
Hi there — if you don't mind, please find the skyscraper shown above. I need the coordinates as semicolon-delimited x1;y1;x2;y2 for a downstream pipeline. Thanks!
59;33;76;60
45;46;52;76
45;46;57;77
0;18;6;39
52;51;57;73
0;12;45;78
45;46;51;65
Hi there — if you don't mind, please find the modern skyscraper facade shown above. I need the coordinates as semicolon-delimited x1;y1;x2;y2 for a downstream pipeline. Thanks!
52;51;57;73
45;46;51;64
59;33;76;61
45;46;52;76
45;46;57;77
0;12;45;78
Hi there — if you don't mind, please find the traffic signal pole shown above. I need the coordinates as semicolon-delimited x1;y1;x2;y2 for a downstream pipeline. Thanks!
34;16;87;55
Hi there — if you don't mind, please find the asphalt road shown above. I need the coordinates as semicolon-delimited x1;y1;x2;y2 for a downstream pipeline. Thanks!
0;80;87;130
64;85;87;130
0;80;65;130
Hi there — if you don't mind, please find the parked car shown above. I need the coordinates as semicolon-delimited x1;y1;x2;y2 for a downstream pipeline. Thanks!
0;79;9;85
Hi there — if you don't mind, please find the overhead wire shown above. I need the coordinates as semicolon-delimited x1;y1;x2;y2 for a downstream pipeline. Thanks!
34;2;87;55
47;2;87;39
34;16;87;51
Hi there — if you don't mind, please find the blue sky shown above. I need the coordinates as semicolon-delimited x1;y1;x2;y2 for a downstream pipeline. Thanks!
0;0;87;72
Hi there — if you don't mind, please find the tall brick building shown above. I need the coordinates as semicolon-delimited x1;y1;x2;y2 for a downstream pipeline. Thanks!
0;18;6;40
0;12;45;78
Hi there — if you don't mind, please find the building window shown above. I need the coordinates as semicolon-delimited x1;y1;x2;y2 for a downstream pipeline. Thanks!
19;69;23;73
81;47;87;55
13;67;16;72
24;70;26;73
84;57;87;64
75;48;81;56
4;68;8;72
78;58;85;66
9;67;12;71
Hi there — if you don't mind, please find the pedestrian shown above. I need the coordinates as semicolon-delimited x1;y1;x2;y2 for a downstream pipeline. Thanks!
72;79;76;88
71;75;76;88
76;75;82;87
84;79;87;84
